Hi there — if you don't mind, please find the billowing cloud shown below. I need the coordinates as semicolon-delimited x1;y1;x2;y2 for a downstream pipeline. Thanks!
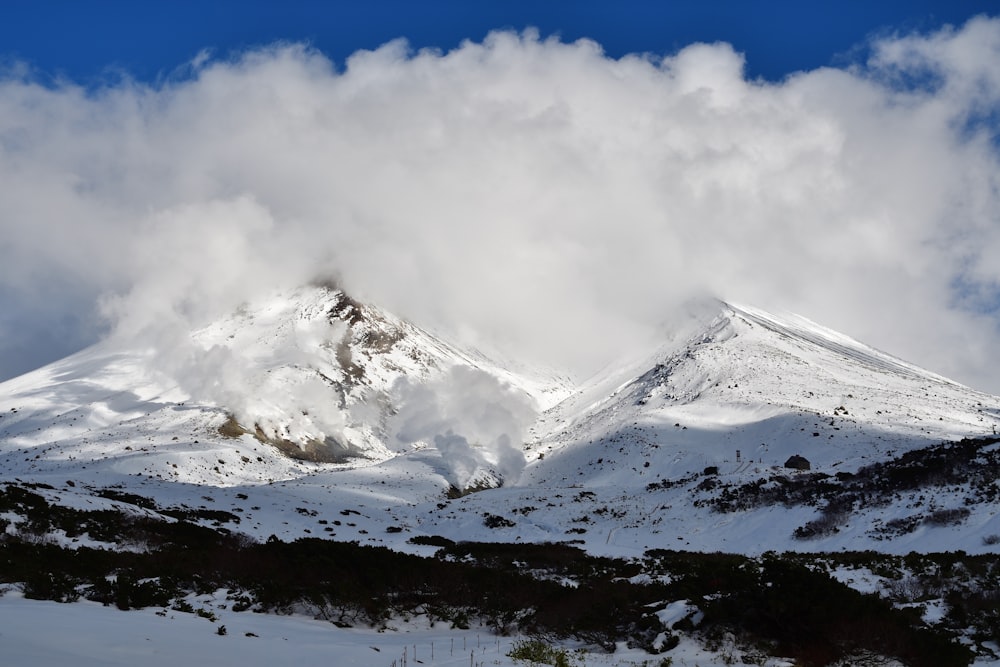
390;366;537;489
2;19;1000;392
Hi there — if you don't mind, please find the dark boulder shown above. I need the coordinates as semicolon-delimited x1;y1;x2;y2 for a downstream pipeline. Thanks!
784;455;811;471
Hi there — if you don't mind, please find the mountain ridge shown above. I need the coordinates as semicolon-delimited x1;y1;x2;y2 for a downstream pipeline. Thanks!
1;286;999;557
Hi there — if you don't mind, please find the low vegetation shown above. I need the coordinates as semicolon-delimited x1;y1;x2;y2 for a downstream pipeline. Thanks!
508;638;578;666
0;482;996;665
692;436;1000;539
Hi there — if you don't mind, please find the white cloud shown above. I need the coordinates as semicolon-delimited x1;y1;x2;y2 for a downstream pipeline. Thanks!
390;366;537;488
1;19;1000;391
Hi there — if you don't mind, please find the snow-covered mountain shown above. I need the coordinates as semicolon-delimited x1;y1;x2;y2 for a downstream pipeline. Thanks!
1;287;999;556
500;301;1000;554
530;300;999;480
0;284;568;486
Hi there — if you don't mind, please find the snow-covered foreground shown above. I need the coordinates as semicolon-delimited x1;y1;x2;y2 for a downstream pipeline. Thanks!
0;591;742;667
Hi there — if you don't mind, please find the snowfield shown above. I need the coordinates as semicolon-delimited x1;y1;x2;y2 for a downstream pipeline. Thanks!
0;588;772;667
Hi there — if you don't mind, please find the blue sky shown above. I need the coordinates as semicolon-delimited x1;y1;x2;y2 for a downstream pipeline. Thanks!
2;1;1000;393
2;1;997;83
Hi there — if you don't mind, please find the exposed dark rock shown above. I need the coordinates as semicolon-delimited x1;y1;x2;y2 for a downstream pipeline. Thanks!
784;455;811;471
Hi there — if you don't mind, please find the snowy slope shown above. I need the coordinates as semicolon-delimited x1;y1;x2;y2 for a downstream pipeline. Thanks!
1;292;999;558
0;284;568;487
531;301;1000;477
499;301;1000;554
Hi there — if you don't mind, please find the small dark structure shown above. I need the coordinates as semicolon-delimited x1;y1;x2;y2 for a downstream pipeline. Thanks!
784;455;811;471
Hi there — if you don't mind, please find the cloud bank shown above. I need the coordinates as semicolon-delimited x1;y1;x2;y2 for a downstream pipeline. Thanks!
2;19;1000;392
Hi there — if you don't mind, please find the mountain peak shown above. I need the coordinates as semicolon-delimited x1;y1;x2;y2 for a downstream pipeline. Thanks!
725;303;956;386
530;299;1000;480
